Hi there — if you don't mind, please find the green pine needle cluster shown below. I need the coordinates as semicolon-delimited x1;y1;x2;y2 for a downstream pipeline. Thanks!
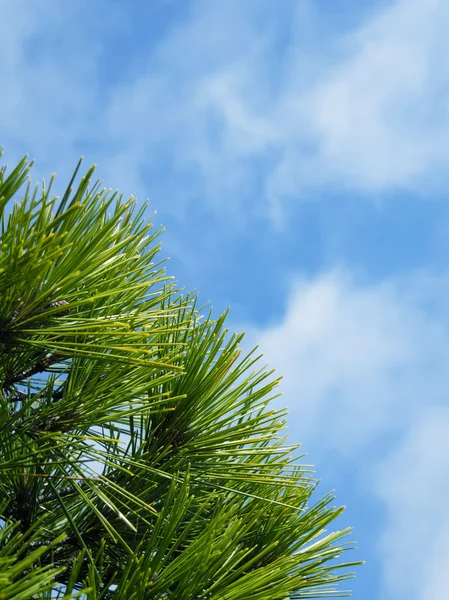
0;153;360;599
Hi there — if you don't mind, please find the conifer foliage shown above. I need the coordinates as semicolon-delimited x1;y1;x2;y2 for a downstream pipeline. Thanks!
0;154;358;598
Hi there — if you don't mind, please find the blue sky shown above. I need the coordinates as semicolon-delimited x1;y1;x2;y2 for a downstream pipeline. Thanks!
2;1;449;598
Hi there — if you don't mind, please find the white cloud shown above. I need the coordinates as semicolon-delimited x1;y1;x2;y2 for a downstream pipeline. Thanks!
99;0;449;225
0;2;95;147
102;0;283;218
375;407;449;600
301;0;449;191
246;269;449;455
3;0;449;224
244;268;449;599
0;0;122;188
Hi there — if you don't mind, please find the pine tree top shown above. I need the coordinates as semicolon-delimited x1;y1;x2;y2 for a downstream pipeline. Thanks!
0;153;360;599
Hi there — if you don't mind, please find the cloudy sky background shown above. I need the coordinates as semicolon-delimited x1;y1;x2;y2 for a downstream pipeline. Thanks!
2;1;449;597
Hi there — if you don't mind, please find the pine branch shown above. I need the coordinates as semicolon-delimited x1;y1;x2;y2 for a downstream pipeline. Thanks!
6;386;65;404
0;153;360;598
3;353;64;389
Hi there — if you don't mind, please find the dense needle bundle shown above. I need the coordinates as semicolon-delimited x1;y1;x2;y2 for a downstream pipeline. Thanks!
0;154;358;599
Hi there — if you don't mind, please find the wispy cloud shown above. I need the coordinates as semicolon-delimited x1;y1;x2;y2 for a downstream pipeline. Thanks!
245;268;449;598
375;407;449;599
101;0;449;225
3;0;449;226
0;2;99;168
300;0;449;192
